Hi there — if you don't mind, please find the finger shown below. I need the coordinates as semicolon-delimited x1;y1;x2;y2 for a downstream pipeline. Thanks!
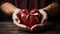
39;9;47;24
14;17;20;23
31;25;37;30
12;15;27;29
38;24;44;26
26;27;31;31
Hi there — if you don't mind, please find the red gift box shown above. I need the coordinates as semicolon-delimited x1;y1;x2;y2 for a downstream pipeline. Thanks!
17;9;43;28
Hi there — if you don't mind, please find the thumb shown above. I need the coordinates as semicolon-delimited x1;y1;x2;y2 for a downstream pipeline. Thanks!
31;25;37;31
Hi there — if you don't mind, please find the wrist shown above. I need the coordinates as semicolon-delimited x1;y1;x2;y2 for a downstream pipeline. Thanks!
12;9;21;16
12;9;21;21
13;9;21;14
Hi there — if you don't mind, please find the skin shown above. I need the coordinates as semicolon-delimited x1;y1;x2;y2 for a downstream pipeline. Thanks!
1;2;59;16
43;3;59;17
0;2;19;15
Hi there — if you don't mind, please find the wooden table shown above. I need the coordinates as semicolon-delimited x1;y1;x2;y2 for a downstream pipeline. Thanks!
0;21;60;34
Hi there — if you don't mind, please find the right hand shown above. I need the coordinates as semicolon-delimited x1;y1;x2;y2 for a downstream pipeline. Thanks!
12;9;31;30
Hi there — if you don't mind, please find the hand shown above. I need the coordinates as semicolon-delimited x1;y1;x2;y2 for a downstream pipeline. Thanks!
30;9;47;31
12;9;28;29
30;24;37;31
39;9;47;26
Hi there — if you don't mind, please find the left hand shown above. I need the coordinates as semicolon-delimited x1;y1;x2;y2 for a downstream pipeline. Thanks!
30;9;47;31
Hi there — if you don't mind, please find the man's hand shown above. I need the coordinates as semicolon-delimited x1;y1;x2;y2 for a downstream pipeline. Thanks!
30;9;47;31
12;9;31;30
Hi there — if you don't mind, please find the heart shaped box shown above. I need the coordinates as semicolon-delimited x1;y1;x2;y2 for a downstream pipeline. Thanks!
17;9;43;28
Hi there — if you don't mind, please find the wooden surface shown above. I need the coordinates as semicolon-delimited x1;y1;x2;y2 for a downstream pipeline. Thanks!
0;21;60;34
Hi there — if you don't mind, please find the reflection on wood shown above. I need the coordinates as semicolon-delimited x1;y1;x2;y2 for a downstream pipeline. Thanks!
0;21;60;34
